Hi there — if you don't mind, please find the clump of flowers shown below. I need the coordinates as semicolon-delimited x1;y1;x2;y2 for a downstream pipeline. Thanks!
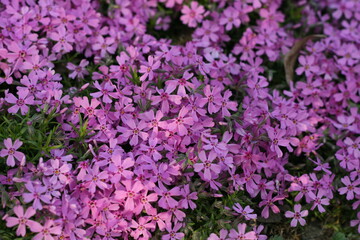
0;0;359;239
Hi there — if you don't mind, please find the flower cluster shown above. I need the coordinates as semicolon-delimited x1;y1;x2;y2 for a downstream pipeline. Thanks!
0;0;359;239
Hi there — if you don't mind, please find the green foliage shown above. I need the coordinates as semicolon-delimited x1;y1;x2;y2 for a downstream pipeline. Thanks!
0;107;63;173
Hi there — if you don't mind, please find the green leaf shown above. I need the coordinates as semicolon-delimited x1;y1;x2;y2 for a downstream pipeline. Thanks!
332;232;347;240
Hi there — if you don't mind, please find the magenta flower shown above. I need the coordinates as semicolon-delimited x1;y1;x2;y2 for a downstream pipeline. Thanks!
219;7;241;31
84;165;109;193
208;229;228;240
50;26;74;53
229;223;256;240
296;55;319;77
130;217;155;239
167;107;194;136
5;205;40;237
338;176;360;200
90;81;117;103
193;150;221;181
266;127;290;158
22;182;51;210
285;204;308;227
165;71;194;96
134;190;158;215
44;159;71;184
30;220;62;240
117;118;149;146
180;1;205;27
198;85;222;114
308;190;330;213
344;137;360;158
162;221;184;240
220;90;238;117
5;89;35;115
259;193;283;219
180;184;198;210
139;55;161;81
151;87;182;114
233;203;257;220
0;138;25;167
154;183;181;209
108;153;134;182
67;59;89;79
115;180;143;211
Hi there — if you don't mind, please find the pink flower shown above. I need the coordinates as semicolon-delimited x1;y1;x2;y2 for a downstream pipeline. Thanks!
5;205;40;237
162;221;184;240
165;71;194;96
193;150;221;181
108;152;134;182
266;127;290;158
308;190;330;213
154;183;181;209
208;229;228;240
167;107;194;136
50;26;74;53
22;182;51;210
179;184;198;210
90;81;117;103
5;89;35;115
233;203;257;220
44;159;71;184
115;180;143;211
130;217;155;239
344;137;360;158
67;59;89;79
338;176;360;200
350;212;360;234
259;193;283;219
285;204;308;227
296;55;319;77
151;87;182;114
229;223;256;240
219;7;241;31
117;118;149;146
198;85;222;114
84;165;109;193
180;1;205;27
30;220;62;240
139;55;161;81
0;138;25;167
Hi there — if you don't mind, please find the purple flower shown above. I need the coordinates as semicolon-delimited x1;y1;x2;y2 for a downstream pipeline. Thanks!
0;138;25;166
338;176;360;200
233;203;257;220
84;165;109;193
5;205;40;237
50;26;74;53
180;1;205;27
162;221;184;240
229;223;256;240
5;89;35;115
344;137;360;158
193;150;221;181
115;180;143;211
30;220;62;240
308;190;330;213
266;127;290;158
285;204;308;227
22;182;51;210
139;55;161;81
219;7;241;31
67;59;89;79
